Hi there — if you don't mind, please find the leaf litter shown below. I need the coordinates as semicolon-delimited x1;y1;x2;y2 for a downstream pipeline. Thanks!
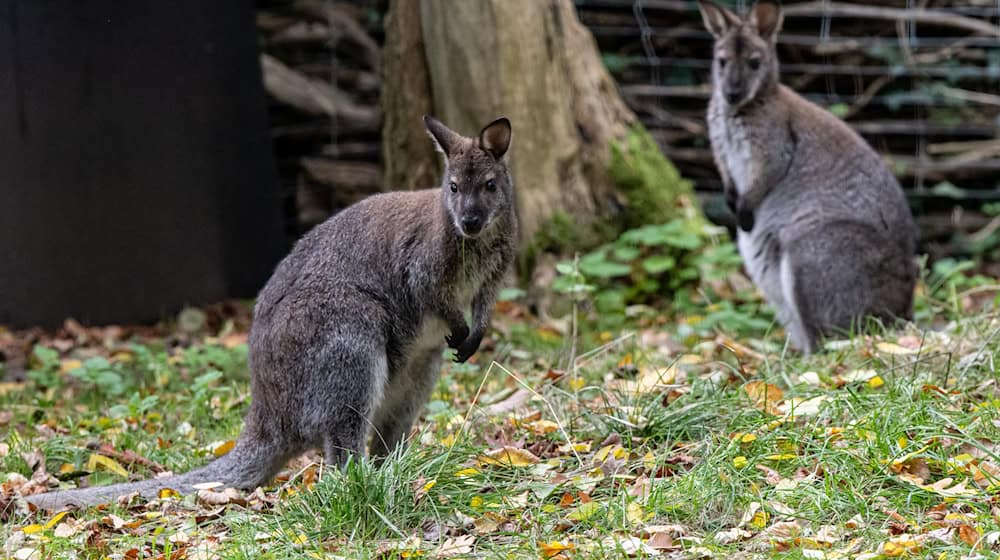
3;301;1000;557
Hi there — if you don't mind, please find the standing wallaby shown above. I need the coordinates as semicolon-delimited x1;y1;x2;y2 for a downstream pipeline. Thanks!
25;116;518;509
698;0;917;353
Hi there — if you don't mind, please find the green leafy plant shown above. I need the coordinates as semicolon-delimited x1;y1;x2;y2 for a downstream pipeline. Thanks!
555;215;772;337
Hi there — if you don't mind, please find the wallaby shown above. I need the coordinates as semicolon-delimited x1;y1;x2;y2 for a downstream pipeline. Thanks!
697;0;917;353
25;116;518;509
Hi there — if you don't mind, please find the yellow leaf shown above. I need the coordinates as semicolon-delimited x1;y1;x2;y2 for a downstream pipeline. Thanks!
21;524;45;535
642;451;656;471
159;488;179;499
626;502;644;525
59;359;83;373
733;456;748;468
43;511;69;530
739;433;757;444
765;454;797;461
594;444;619;463
868;376;885;389
540;541;575;558
85;454;129;478
470;496;484;509
455;468;479;478
477;446;540;467
567;501;601;521
624;366;678;394
421;480;436;493
744;381;784;415
439;434;457;447
617;353;634;369
212;440;236;457
750;510;770;529
568;377;585;392
528;420;559;436
883;536;921;556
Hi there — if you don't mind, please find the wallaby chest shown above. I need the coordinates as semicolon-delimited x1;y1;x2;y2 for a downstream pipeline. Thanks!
709;107;754;195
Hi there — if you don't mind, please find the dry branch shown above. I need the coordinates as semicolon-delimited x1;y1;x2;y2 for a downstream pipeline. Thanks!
782;2;1000;37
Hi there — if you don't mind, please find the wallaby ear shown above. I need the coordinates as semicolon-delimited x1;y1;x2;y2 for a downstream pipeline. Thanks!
423;115;463;156
479;117;512;160
749;0;783;41
697;0;738;38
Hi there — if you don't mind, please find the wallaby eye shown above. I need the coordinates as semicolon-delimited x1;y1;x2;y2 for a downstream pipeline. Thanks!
748;57;761;70
485;179;497;192
449;181;458;193
718;56;728;68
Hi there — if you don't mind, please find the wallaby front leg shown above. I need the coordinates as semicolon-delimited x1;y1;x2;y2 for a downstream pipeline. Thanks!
719;165;739;215
454;288;496;363
441;306;470;350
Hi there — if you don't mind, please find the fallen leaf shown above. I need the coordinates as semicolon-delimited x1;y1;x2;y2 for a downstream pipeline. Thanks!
882;535;921;556
477;447;540;467
436;535;474;557
647;531;674;550
196;487;246;507
86;454;129;478
876;342;918;356
958;524;979;547
540;541;575;558
744;381;784;415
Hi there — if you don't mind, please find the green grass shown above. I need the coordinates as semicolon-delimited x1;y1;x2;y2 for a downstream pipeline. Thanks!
4;297;1000;558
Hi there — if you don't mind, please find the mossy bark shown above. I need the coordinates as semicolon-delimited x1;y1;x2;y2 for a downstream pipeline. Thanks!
382;0;670;242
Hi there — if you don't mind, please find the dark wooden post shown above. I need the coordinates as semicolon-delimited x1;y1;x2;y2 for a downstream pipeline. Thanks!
0;0;285;327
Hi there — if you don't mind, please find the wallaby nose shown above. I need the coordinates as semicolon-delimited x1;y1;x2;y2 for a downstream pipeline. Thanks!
461;215;483;234
726;91;742;104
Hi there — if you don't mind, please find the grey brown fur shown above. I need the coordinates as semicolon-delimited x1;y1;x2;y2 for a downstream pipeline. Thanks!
25;116;518;509
698;0;917;353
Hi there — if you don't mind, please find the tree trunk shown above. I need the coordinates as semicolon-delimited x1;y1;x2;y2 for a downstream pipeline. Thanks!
381;0;638;241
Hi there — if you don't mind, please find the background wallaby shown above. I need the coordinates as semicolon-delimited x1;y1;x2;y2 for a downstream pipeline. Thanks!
25;116;518;509
698;0;917;353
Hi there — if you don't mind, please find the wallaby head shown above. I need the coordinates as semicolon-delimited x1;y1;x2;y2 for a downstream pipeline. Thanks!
698;0;783;109
423;115;514;238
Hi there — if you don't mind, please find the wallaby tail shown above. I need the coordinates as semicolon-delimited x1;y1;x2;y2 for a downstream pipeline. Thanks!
24;438;286;511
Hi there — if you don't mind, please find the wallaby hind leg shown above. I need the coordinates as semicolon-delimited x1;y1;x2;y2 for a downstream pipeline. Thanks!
369;346;443;459
298;337;389;468
783;224;905;352
778;254;818;353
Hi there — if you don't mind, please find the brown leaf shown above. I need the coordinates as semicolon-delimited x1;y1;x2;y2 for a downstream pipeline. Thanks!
436;534;475;557
647;531;674;550
744;381;784;415
958;524;980;548
196;487;246;507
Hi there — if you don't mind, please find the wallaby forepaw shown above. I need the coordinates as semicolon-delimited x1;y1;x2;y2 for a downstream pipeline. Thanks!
453;333;483;363
737;206;755;232
446;324;470;349
725;188;738;214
